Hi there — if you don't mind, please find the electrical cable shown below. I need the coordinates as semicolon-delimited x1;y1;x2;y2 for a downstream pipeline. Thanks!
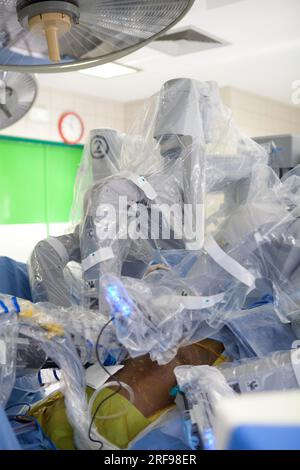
88;317;123;449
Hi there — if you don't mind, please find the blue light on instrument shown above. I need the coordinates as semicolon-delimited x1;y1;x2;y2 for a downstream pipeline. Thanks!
106;284;132;317
202;428;215;450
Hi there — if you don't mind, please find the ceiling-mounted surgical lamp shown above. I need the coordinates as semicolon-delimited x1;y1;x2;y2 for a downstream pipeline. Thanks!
0;0;194;72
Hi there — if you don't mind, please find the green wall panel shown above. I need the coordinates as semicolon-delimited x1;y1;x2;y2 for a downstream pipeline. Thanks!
45;144;82;223
0;137;83;225
0;139;46;224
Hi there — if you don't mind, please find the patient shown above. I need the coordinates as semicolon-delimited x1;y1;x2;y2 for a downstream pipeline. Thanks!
0;255;223;449
0;256;32;300
30;338;224;450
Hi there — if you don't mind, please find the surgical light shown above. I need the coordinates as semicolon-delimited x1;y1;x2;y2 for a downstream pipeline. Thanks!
0;1;194;72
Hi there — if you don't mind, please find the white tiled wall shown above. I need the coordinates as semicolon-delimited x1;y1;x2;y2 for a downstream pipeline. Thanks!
124;99;146;134
2;84;298;144
124;87;300;138
225;87;300;137
0;86;126;143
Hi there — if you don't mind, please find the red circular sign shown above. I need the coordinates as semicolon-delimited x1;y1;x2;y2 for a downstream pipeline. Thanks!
58;111;84;145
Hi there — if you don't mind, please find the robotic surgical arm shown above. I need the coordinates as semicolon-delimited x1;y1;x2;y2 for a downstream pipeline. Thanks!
28;128;129;308
28;231;81;308
153;78;217;250
28;79;218;309
82;78;217;294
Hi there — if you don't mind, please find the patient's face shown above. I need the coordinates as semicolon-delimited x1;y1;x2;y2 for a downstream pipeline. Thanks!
111;339;224;418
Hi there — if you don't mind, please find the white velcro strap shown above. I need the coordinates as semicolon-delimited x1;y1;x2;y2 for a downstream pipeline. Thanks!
121;172;157;200
155;293;225;312
184;203;205;251
82;247;114;272
178;293;225;310
204;236;256;287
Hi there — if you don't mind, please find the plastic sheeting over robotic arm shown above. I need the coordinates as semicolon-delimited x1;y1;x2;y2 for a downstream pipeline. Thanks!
174;348;300;449
28;128;127;308
28;77;300;366
2;77;299;450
